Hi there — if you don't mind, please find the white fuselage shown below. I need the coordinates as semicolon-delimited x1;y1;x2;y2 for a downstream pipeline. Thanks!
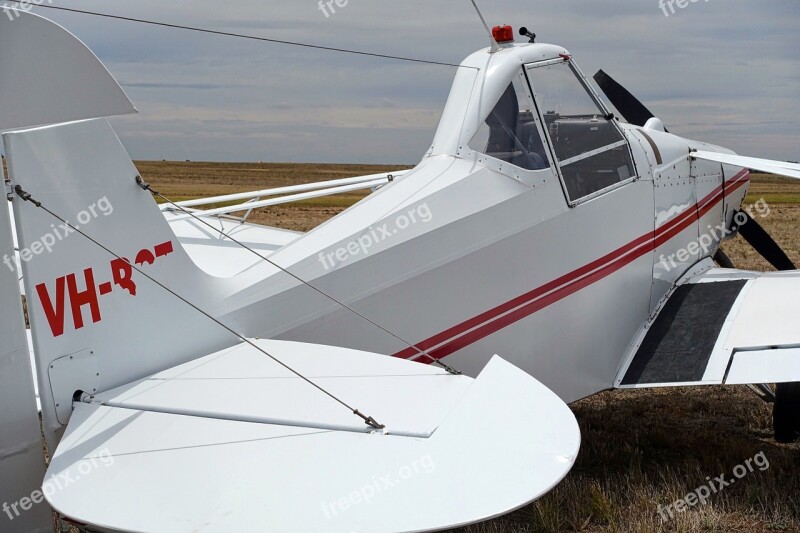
11;43;749;447
218;130;748;404
178;46;751;404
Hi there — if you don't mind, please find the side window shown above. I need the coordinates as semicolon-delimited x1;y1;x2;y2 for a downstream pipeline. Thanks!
527;62;635;201
469;77;550;171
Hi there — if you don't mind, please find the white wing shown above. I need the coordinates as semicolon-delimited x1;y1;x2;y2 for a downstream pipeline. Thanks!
618;265;800;388
692;151;800;180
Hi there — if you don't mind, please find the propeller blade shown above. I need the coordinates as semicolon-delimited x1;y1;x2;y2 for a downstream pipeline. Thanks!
713;249;736;269
593;70;658;128
735;210;797;271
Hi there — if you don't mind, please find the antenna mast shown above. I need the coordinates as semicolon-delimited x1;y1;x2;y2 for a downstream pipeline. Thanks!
470;0;499;53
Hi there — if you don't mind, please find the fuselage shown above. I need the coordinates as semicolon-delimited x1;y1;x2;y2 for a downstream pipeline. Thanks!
19;42;750;443
194;43;751;403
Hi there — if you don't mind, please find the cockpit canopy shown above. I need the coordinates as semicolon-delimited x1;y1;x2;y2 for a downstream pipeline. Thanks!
468;80;551;171
430;43;636;203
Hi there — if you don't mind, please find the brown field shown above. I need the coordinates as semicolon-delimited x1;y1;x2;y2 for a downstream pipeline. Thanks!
103;163;800;532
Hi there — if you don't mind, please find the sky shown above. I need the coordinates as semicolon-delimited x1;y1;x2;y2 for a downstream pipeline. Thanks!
23;0;800;164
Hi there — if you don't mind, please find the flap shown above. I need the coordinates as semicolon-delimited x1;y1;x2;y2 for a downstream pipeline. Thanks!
618;268;800;387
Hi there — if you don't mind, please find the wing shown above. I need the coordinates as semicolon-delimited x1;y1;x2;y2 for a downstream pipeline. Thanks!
692;151;800;180
44;340;580;532
617;264;800;388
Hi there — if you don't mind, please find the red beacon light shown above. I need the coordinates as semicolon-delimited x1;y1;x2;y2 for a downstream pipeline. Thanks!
492;25;514;44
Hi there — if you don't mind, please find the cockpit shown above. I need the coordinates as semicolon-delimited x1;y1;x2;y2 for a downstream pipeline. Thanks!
446;44;637;204
469;81;551;172
529;60;635;201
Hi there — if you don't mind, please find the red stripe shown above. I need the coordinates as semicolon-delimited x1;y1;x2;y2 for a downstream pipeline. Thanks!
429;247;644;360
653;206;699;250
394;230;653;360
396;170;750;361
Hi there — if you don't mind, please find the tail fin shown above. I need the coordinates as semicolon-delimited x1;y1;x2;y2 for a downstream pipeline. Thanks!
0;10;139;524
0;11;263;448
5;118;246;445
3;11;324;450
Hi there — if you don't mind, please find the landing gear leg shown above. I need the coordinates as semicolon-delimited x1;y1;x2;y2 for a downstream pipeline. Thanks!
773;382;800;443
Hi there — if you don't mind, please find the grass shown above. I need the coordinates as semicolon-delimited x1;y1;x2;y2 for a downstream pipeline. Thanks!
744;175;800;206
724;174;800;272
452;387;799;532
72;163;800;532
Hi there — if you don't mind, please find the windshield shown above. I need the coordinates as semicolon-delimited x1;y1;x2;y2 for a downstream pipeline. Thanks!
527;61;635;201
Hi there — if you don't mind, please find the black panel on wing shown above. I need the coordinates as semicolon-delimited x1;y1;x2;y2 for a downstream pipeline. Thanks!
622;280;748;385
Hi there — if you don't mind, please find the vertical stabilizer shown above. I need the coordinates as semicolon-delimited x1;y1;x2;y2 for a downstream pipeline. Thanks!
5;119;239;449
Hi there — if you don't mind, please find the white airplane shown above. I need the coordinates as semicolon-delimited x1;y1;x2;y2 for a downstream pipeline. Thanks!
1;10;799;533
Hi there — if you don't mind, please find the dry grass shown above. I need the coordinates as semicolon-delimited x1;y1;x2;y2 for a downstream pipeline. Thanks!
451;386;799;533
721;175;800;272
131;164;800;532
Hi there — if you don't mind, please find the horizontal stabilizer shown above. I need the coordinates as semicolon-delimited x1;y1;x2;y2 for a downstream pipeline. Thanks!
692;151;800;180
0;10;135;131
44;342;580;532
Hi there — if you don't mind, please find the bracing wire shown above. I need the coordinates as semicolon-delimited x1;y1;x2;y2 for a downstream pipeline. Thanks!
13;185;386;430
5;1;464;376
138;177;461;376
4;3;475;69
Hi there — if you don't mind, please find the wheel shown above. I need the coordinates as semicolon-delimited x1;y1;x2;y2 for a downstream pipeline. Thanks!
773;382;800;443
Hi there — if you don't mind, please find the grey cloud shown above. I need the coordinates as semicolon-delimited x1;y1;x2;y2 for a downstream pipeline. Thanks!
34;0;799;163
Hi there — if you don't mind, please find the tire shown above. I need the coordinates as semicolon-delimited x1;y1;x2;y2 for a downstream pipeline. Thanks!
773;382;800;443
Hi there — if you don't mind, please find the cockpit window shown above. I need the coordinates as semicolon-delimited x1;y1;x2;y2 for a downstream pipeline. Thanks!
469;78;550;171
527;61;635;201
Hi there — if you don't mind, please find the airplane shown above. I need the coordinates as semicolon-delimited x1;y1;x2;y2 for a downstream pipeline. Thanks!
1;8;799;533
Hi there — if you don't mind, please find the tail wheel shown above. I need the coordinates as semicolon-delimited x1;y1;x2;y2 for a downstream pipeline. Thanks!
773;382;800;443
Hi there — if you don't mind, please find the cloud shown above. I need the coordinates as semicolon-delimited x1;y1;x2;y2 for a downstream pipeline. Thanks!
31;0;800;163
121;82;241;90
